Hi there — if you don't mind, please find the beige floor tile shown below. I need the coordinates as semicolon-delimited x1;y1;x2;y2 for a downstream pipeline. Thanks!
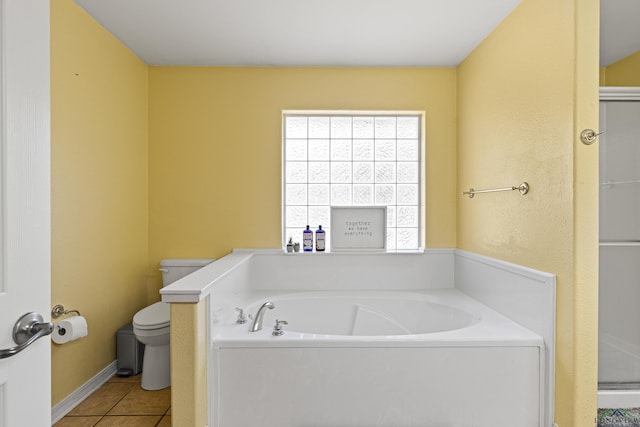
157;415;171;427
95;416;161;427
107;385;171;416
108;374;142;384
53;416;101;427
68;383;137;416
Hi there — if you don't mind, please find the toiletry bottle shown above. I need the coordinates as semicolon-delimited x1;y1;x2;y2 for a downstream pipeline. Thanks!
315;225;326;252
303;225;313;252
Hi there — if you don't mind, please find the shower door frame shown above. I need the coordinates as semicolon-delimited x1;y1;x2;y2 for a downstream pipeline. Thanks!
598;86;640;408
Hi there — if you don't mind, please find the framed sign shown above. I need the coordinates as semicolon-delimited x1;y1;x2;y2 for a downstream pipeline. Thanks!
330;206;387;252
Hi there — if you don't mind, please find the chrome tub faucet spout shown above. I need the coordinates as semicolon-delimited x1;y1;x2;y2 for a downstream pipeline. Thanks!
249;302;275;332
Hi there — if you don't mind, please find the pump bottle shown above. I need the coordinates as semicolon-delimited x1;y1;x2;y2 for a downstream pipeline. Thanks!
315;225;326;252
303;225;313;252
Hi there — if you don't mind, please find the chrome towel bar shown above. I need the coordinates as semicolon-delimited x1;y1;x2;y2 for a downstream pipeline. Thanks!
462;182;529;198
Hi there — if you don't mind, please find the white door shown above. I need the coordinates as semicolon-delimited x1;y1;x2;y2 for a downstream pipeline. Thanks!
0;0;51;426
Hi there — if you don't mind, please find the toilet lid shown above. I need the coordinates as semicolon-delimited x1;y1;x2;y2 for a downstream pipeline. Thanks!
133;301;170;330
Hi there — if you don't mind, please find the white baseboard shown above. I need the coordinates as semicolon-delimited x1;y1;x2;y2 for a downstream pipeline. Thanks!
51;360;118;425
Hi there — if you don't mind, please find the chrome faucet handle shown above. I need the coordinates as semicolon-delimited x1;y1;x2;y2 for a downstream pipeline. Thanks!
235;307;248;324
272;319;288;336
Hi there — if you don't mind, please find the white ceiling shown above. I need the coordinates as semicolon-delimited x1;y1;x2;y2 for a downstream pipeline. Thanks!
73;0;640;68
600;0;640;66
73;0;522;67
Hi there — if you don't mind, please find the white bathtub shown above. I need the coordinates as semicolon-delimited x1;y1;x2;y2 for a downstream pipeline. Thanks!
213;289;542;345
159;249;554;426
249;292;479;336
211;289;545;426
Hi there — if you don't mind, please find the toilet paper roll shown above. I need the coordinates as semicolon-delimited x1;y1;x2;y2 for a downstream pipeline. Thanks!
52;316;88;344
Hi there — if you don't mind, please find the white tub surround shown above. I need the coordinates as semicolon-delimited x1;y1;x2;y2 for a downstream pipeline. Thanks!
221;347;540;426
159;251;254;303
161;248;556;427
455;250;556;427
240;248;455;291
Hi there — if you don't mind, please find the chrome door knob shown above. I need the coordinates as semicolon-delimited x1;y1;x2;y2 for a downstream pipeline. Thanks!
0;312;53;359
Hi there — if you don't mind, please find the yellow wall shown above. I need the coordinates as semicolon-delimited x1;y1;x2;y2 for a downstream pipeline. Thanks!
51;0;149;405
602;50;640;86
457;0;599;426
147;67;458;293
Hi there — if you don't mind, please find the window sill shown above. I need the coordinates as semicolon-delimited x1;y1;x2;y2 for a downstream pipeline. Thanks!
282;248;426;255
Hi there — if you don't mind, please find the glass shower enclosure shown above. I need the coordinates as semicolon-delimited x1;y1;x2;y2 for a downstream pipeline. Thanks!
598;87;640;408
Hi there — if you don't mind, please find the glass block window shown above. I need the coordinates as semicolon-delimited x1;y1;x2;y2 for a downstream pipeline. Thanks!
283;113;423;250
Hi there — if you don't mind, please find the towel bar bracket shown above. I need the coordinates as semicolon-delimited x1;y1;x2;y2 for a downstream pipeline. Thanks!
51;304;81;319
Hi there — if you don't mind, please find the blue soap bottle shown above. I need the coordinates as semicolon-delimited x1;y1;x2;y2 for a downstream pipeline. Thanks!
303;225;313;252
315;225;326;252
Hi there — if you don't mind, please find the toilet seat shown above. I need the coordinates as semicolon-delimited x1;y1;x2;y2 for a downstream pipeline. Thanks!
133;301;170;330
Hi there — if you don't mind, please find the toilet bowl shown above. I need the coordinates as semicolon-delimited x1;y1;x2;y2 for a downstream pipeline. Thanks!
133;258;214;390
133;301;171;390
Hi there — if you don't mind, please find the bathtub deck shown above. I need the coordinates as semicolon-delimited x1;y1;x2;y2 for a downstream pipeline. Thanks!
211;289;543;348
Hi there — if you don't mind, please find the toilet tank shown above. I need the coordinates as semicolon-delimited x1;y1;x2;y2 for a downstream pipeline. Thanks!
159;258;215;286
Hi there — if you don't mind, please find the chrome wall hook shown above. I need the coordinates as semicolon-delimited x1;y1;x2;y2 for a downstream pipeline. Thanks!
580;129;603;145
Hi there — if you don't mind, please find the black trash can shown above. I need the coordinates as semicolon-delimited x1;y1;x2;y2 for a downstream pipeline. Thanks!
116;323;144;376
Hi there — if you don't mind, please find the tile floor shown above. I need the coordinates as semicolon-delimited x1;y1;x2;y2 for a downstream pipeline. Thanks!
54;374;171;427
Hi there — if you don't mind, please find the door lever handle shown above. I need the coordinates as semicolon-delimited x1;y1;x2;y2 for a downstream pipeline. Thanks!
0;312;53;359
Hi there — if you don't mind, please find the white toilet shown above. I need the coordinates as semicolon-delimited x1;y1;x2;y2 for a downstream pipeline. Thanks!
133;258;214;390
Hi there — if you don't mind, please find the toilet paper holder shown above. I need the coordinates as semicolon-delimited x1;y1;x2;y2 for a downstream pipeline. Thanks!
51;304;81;319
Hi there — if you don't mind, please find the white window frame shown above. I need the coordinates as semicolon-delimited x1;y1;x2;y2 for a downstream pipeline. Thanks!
282;110;425;251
